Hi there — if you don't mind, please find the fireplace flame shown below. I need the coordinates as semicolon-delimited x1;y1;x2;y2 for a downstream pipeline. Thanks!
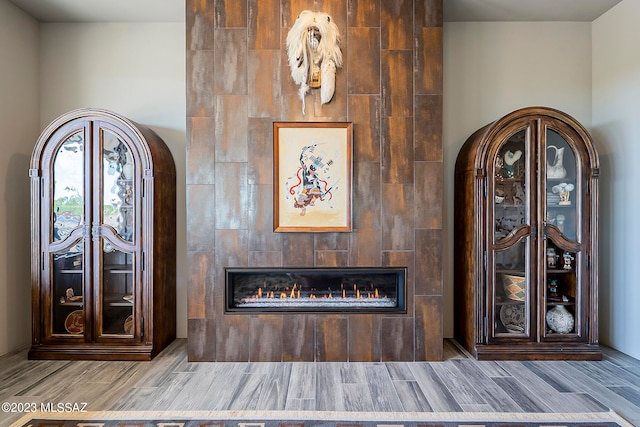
249;282;385;302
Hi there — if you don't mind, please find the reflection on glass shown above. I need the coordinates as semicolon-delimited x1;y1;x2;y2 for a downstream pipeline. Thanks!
103;131;135;242
495;240;526;271
52;242;84;335
52;133;84;242
101;240;134;336
546;130;577;241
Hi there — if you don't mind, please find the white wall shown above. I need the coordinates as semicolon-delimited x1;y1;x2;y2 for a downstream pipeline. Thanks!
39;22;188;338
592;0;640;360
443;22;593;338
0;1;39;356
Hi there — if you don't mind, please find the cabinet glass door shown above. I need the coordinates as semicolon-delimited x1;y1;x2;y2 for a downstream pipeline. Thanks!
544;129;580;337
102;132;135;242
51;244;84;336
95;129;138;339
491;130;530;338
100;243;135;336
49;131;86;339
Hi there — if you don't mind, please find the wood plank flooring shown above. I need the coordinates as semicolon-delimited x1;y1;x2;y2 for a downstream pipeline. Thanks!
1;339;639;426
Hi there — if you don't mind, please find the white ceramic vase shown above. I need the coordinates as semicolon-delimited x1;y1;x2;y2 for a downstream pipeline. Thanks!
546;304;574;334
547;145;567;179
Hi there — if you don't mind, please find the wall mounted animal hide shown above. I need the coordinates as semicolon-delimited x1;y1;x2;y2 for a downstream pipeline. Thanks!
286;10;342;115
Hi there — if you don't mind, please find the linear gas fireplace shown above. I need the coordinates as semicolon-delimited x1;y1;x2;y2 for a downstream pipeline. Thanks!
225;267;406;313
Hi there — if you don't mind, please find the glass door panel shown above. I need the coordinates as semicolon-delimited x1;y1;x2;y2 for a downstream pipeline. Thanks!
100;241;135;336
49;131;87;340
492;129;530;338
95;128;138;341
102;131;135;242
544;129;580;336
544;240;578;335
52;132;84;243
51;243;84;336
545;129;578;241
493;240;529;336
494;130;527;240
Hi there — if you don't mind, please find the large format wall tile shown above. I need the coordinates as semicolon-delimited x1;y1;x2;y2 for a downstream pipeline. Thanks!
187;0;443;361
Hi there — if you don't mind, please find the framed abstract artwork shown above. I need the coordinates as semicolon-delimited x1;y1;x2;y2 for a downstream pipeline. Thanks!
273;122;353;232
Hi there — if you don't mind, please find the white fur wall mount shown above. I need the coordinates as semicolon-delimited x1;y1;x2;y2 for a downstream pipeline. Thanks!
286;10;342;115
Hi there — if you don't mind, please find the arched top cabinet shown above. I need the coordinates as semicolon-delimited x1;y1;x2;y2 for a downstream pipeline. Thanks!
29;108;176;360
454;106;601;360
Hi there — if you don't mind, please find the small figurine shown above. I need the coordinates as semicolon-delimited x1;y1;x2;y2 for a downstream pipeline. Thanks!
548;279;559;298
546;247;558;268
503;150;522;178
64;287;82;302
512;181;525;205
563;251;574;270
552;182;575;206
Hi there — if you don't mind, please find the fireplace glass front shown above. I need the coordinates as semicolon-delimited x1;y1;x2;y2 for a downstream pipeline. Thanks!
225;267;406;313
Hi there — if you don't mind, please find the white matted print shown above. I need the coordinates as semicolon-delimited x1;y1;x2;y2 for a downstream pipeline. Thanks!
273;122;352;232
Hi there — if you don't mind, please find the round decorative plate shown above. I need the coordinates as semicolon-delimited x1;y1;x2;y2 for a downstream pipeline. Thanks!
64;310;84;334
500;304;525;332
124;315;134;334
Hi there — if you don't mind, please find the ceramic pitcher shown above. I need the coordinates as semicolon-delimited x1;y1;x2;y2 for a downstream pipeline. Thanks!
546;145;567;179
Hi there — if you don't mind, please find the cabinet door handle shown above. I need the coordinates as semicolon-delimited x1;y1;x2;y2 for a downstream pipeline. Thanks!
83;225;91;239
91;225;101;241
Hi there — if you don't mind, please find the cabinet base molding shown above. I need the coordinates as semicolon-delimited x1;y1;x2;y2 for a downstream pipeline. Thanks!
28;343;163;361
474;343;602;361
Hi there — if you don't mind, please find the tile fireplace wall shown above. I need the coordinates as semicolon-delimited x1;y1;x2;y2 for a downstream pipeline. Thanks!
186;0;443;361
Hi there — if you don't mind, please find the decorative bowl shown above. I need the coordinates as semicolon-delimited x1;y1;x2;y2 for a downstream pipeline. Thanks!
504;323;524;334
495;195;505;204
500;304;525;332
502;274;526;301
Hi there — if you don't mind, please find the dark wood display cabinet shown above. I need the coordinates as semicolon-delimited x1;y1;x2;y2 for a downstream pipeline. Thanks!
29;108;176;361
454;106;601;360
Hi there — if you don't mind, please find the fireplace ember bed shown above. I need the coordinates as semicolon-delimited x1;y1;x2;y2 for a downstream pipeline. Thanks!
225;267;406;313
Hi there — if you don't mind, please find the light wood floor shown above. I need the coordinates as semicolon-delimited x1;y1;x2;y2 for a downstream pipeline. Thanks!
1;339;639;426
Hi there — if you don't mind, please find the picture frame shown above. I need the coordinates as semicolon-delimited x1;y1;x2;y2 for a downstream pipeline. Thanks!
273;121;353;232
